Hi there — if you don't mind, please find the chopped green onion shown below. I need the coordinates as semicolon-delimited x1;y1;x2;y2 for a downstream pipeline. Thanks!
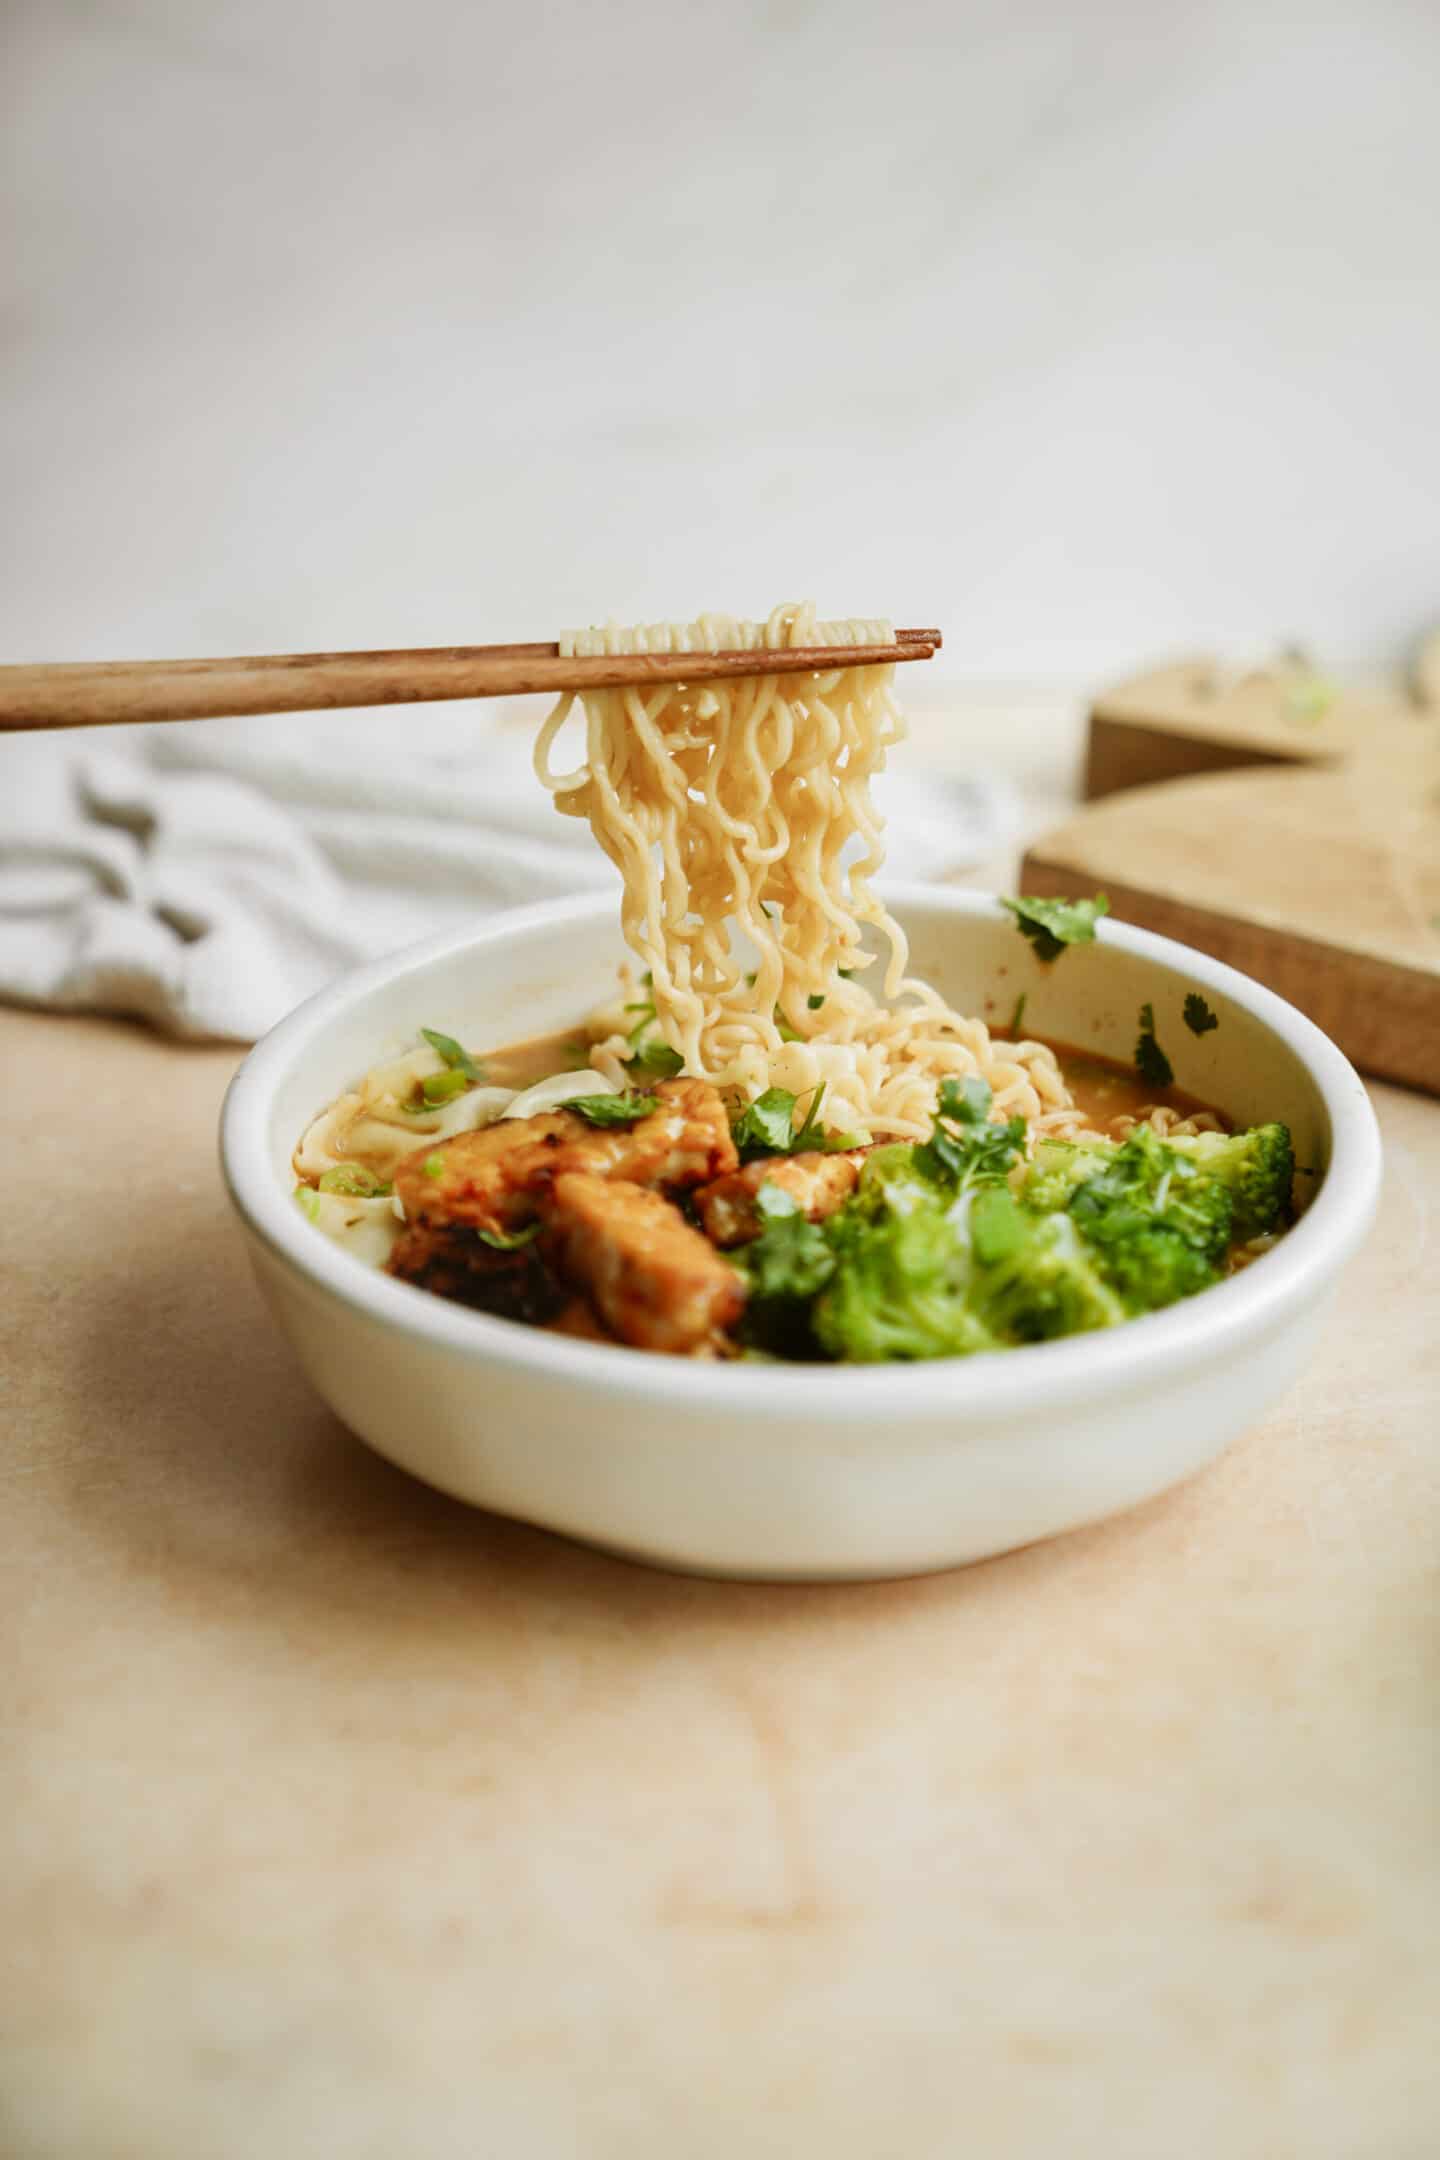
421;1028;484;1080
423;1153;447;1179
622;975;687;1080
421;1068;469;1106
625;1006;657;1053
318;1164;389;1198
807;993;826;1011
478;1222;543;1251
292;1184;322;1222
1008;992;1028;1035
792;1082;829;1150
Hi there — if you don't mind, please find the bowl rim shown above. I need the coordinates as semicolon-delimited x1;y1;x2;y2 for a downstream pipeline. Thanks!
220;884;1382;1422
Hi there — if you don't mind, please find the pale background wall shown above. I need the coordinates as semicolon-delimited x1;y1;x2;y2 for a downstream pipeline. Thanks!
4;0;1437;686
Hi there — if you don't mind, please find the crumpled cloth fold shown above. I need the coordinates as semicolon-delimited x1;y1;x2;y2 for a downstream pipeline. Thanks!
0;708;1016;1042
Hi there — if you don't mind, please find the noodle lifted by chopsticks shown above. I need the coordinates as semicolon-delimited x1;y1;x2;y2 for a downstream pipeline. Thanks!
534;602;1077;1141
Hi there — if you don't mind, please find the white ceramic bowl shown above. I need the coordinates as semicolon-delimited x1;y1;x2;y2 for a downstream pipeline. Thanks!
221;887;1382;1580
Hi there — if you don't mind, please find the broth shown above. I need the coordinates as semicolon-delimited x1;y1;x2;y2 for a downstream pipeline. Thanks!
485;1027;1227;1135
1041;1041;1224;1133
483;1029;592;1091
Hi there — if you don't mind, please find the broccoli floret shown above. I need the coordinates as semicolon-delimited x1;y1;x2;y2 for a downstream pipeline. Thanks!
1023;1123;1294;1243
818;1173;1126;1357
973;1207;1127;1342
833;1086;1024;1252
1077;1212;1224;1312
1064;1126;1233;1312
835;1144;943;1234
1019;1137;1113;1214
1158;1123;1294;1239
755;1104;1275;1363
812;1196;997;1363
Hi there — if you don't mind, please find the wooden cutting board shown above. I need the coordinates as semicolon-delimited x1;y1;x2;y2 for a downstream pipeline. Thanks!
1084;657;1428;799
1022;709;1440;1094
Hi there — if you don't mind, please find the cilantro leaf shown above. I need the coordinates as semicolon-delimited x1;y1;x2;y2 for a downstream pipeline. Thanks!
731;1084;856;1163
941;1075;994;1126
1183;993;1219;1037
566;1093;659;1127
731;1087;802;1160
630;1041;685;1081
913;1076;1026;1189
421;1027;484;1081
1135;1003;1175;1090
739;1183;837;1312
1001;894;1110;964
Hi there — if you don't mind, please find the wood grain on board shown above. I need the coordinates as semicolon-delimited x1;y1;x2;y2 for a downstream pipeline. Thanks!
1022;756;1440;1094
1084;658;1426;800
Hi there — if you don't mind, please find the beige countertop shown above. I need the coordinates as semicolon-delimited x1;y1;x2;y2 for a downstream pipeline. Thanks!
2;1000;1437;2159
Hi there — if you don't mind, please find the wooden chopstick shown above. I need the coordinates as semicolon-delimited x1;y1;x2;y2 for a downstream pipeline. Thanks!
0;630;941;732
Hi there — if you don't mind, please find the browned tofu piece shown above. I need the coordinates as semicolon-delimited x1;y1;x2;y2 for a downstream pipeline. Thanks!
692;1148;870;1247
543;1172;747;1355
392;1078;738;1240
387;1216;566;1325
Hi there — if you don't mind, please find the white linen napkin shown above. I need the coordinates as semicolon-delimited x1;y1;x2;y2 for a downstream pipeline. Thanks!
0;707;1017;1042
